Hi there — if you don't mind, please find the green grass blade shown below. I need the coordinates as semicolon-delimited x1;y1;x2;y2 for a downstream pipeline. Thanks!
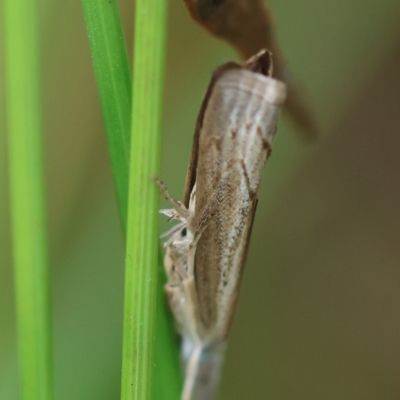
81;0;182;397
120;0;168;398
4;0;54;399
81;0;131;233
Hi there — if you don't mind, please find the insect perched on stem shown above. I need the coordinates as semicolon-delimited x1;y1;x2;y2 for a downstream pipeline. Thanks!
154;49;286;400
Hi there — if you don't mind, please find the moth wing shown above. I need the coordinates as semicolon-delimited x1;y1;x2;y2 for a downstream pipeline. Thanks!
219;197;258;338
182;62;242;207
192;67;286;342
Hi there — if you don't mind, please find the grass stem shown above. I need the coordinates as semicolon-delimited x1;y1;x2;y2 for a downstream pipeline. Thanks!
120;0;169;399
4;0;54;398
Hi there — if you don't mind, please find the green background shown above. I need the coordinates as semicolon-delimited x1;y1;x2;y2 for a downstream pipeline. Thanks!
1;0;400;398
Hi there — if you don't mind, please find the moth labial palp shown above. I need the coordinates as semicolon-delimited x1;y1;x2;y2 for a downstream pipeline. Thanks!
154;49;287;400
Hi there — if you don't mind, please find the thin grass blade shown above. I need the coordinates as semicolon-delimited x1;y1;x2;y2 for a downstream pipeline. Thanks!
120;0;169;398
81;0;131;232
4;0;54;398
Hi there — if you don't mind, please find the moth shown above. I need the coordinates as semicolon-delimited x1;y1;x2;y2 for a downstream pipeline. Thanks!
155;49;286;400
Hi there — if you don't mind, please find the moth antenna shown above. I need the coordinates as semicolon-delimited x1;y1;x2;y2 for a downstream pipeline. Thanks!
152;177;191;220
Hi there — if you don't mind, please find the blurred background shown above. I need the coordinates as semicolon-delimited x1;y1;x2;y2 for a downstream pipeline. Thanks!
1;0;400;399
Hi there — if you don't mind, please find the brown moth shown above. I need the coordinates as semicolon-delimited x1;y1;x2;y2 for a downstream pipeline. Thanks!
155;49;286;400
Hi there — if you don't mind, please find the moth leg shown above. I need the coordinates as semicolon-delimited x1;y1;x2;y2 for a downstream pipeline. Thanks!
152;177;191;221
164;246;184;285
164;225;194;283
165;250;202;340
160;221;186;240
